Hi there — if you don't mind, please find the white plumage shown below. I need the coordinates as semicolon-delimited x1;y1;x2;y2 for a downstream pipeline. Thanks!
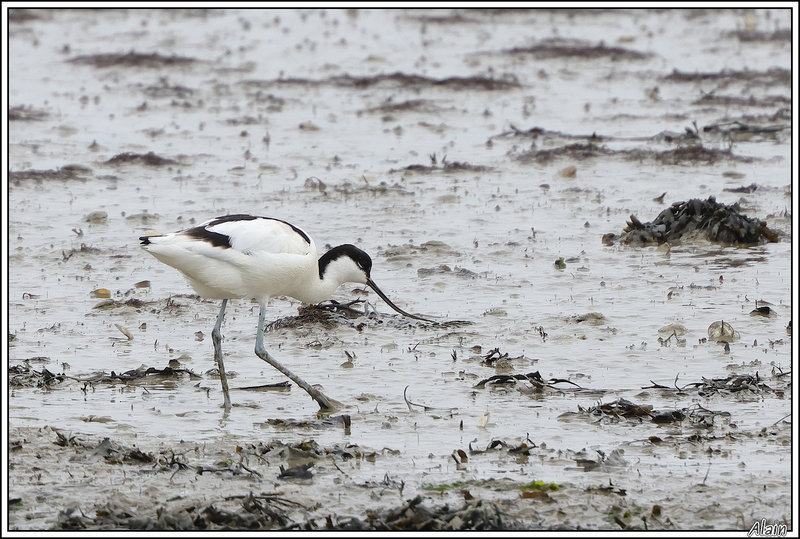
140;214;430;411
142;216;318;301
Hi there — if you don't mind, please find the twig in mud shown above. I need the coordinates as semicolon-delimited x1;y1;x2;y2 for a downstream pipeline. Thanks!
238;381;291;391
403;385;416;412
402;385;437;411
482;348;508;365
220;492;303;526
169;467;182;482
329;456;349;476
403;385;457;413
701;462;711;486
771;413;791;426
642;380;670;389
237;459;263;478
224;492;307;509
157;448;190;481
195;465;247;476
54;430;78;447
384;472;405;496
658;329;686;347
474;371;581;392
547;377;583;389
44;372;90;384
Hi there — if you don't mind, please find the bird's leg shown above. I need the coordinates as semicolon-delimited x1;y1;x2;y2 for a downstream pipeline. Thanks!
212;299;232;411
254;301;335;411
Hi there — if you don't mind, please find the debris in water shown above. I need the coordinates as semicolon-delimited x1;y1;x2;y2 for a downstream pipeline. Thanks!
278;462;314;480
602;196;779;246
403;385;458;413
707;321;739;343
239;381;291;391
91;288;111;298
114;323;133;341
750;306;777;317
10;165;91;183
68;51;197;68
105;152;179;167
574;448;628;471
84;210;108;224
9;364;65;388
311;495;516;530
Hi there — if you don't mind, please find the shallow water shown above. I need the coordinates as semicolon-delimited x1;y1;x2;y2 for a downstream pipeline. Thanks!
6;8;796;531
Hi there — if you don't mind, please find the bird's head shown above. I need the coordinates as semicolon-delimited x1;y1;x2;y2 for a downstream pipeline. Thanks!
318;244;372;284
319;244;432;322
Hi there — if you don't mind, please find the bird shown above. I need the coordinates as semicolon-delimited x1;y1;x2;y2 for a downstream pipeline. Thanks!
139;213;431;411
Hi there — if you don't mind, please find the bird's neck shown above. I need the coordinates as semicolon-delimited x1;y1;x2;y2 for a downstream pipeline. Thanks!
289;255;359;305
295;271;342;305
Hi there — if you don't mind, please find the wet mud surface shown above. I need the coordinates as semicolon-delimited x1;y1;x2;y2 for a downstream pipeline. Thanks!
6;8;795;531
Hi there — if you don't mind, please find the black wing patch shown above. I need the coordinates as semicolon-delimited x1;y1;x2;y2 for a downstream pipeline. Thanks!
206;214;260;226
152;214;312;250
206;214;311;245
184;226;232;248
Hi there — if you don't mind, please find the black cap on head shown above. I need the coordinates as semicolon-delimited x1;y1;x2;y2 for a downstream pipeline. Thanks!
318;244;372;279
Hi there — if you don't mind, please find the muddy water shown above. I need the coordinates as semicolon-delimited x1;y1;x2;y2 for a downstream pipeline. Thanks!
7;8;795;531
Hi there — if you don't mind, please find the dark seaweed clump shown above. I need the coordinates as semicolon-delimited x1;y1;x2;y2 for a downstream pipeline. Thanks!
56;494;513;531
68;52;197;69
104;152;178;167
10;165;91;183
9;105;49;121
602;196;779;246
315;496;513;531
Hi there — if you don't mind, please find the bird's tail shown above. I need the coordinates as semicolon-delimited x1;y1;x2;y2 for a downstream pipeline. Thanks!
139;234;162;246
